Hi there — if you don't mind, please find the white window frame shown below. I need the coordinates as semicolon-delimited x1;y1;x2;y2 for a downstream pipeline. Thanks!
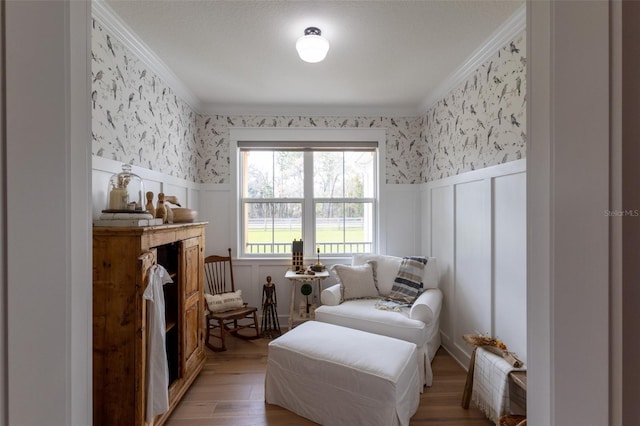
230;128;387;259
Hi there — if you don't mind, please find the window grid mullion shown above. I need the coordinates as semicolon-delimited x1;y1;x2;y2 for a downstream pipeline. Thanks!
342;153;346;254
270;202;275;255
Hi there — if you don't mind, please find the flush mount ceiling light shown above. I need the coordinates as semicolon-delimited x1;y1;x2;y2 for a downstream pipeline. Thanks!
296;27;330;63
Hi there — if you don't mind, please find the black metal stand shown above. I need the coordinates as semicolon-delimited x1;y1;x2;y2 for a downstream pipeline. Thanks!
261;276;281;338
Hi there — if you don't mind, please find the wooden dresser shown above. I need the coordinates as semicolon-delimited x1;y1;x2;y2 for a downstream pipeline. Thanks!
93;223;207;426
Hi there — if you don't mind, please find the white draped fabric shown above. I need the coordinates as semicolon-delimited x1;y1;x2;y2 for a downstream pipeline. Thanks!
266;321;420;426
143;264;173;422
472;347;526;423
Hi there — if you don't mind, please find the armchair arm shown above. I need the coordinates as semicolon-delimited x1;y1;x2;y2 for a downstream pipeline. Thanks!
321;283;342;306
409;288;443;324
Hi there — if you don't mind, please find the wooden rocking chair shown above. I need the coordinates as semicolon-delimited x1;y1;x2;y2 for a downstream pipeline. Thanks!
204;248;260;351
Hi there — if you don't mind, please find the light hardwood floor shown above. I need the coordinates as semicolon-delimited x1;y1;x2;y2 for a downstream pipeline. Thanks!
166;333;493;426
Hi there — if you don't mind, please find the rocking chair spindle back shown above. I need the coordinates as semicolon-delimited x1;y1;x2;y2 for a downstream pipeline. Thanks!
203;248;260;351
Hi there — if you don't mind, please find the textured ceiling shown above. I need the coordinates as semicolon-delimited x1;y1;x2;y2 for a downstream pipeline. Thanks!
104;0;523;115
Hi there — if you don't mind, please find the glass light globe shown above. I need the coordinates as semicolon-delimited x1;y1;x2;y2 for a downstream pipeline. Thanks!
296;28;330;63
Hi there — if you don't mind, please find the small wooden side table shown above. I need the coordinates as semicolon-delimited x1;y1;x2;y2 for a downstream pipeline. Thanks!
461;337;479;409
284;269;330;330
509;371;527;392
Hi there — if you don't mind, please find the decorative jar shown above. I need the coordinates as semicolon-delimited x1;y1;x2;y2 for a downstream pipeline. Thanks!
105;163;145;212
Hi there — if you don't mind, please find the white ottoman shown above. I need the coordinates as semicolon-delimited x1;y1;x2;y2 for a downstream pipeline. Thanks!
265;321;420;426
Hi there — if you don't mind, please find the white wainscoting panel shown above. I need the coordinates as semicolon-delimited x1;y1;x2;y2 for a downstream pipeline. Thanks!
493;172;527;363
230;263;262;312
454;179;492;355
145;180;163;205
428;185;454;344
421;159;526;367
163;183;188;208
199;185;233;256
189;187;200;213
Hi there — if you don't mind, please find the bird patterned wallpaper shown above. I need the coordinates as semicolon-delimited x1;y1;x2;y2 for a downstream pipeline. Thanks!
420;32;526;182
91;19;199;182
195;115;422;184
91;19;525;186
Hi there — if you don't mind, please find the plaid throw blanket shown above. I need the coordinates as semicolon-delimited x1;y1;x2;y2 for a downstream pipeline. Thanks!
387;256;428;304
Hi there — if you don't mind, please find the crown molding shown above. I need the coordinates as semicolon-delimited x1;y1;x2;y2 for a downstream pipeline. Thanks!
418;4;526;115
91;0;202;112
199;102;423;118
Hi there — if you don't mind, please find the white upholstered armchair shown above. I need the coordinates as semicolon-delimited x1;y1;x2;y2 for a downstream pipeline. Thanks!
314;254;443;388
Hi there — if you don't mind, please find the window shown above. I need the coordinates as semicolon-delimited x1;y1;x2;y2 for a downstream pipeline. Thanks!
239;145;377;257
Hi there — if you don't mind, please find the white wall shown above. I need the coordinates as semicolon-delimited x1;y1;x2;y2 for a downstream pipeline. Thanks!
422;159;527;367
4;1;92;425
381;184;422;257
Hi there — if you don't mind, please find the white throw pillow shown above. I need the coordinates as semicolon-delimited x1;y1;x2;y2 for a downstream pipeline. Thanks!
333;261;379;301
205;290;244;313
352;254;401;296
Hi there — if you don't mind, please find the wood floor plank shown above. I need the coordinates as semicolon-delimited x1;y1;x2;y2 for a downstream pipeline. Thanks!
165;333;493;425
169;401;217;420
